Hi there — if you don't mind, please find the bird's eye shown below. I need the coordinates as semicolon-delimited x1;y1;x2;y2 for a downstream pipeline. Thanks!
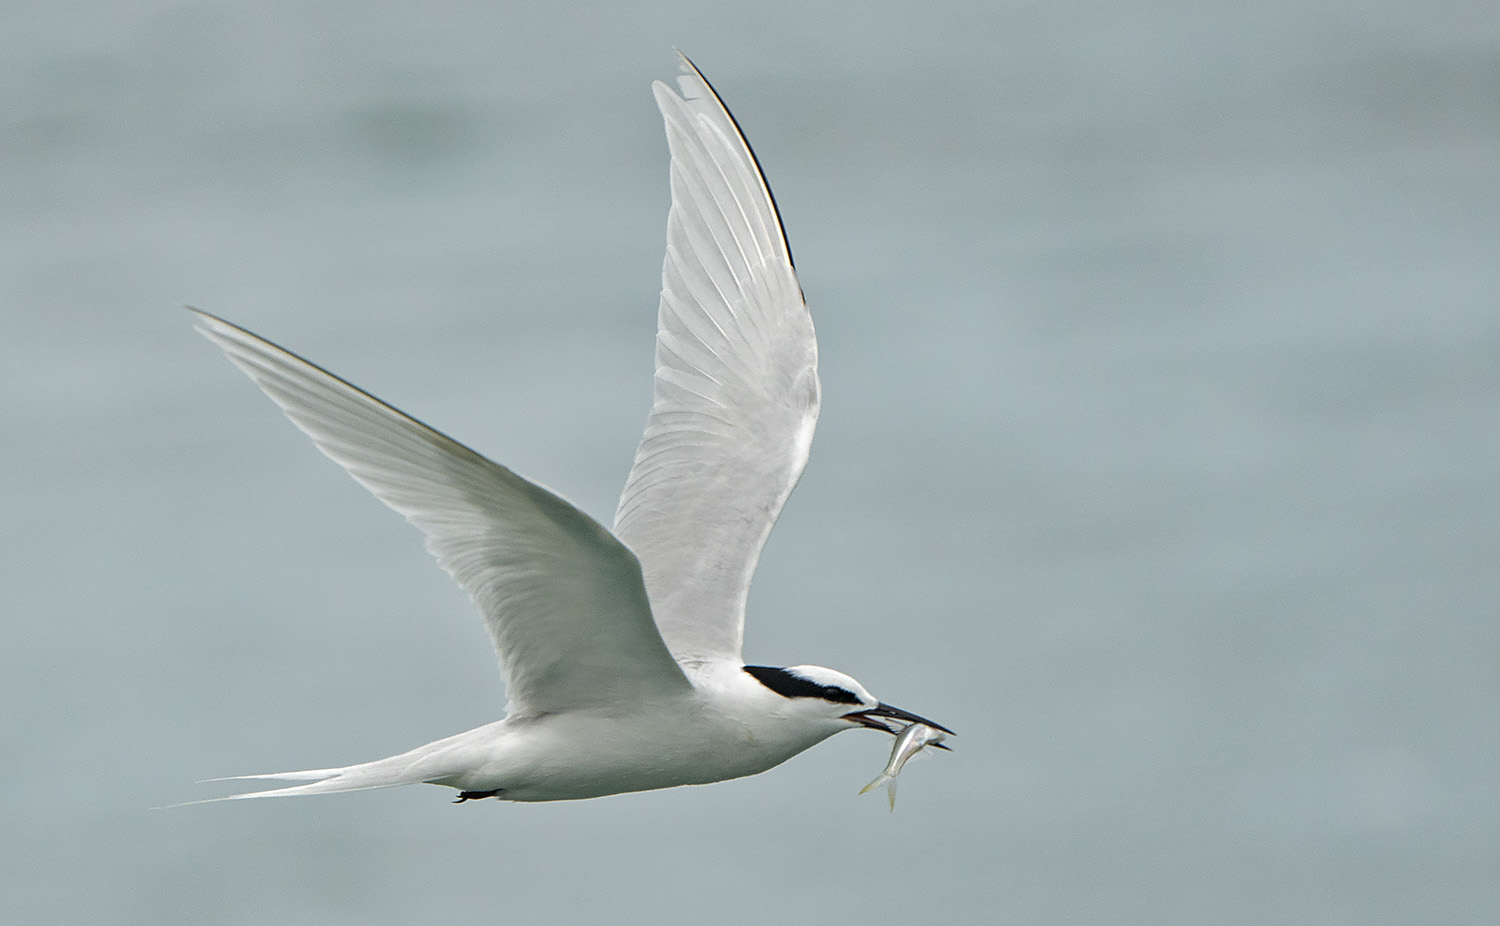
819;686;861;705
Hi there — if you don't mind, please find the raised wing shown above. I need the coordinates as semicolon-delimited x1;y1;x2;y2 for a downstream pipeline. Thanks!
613;56;820;669
193;310;691;715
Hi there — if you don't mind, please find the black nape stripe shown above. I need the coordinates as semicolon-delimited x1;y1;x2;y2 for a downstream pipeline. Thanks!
744;665;860;705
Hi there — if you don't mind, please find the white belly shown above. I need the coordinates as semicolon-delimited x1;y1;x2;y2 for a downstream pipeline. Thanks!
417;699;837;802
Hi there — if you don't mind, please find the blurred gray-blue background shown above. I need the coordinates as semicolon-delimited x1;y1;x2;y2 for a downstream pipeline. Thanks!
3;1;1496;923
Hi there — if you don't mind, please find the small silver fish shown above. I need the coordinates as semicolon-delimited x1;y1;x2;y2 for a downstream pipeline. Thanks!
859;722;949;810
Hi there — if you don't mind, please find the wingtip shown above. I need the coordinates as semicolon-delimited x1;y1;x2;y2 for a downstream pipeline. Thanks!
672;48;701;78
666;49;708;103
184;306;242;342
181;304;224;325
653;50;797;271
183;303;213;332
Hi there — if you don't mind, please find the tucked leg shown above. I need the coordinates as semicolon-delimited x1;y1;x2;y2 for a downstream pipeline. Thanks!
452;789;501;803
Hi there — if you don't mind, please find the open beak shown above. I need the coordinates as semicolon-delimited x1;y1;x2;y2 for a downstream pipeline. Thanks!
844;702;955;737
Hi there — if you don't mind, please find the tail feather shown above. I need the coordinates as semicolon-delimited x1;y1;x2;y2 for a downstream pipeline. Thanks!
207;776;404;802
170;758;435;808
198;768;343;784
169;730;484;809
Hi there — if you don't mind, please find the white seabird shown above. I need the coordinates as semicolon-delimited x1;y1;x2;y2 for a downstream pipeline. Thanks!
190;54;951;805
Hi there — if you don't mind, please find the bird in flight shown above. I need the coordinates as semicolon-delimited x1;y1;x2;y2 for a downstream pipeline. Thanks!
190;53;950;805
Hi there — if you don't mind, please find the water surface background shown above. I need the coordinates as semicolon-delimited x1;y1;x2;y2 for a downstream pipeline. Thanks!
3;1;1497;923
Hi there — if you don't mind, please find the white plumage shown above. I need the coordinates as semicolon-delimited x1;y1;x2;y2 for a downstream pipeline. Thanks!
189;54;948;806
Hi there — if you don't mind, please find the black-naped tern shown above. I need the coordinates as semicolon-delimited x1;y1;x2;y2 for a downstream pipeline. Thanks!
188;54;951;805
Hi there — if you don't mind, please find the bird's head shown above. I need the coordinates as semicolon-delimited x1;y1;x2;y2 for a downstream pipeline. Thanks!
742;665;953;737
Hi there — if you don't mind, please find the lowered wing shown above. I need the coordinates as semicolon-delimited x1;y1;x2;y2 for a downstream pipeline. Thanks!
194;310;692;715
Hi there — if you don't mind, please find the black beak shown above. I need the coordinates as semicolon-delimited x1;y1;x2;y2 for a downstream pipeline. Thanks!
844;702;955;737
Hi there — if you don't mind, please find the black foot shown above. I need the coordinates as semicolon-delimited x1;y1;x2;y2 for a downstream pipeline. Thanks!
453;789;501;803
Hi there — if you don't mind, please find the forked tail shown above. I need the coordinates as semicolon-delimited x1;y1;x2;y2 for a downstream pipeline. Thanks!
174;760;425;806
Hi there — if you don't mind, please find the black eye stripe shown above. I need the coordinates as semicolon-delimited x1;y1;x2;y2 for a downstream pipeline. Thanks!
744;666;861;705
